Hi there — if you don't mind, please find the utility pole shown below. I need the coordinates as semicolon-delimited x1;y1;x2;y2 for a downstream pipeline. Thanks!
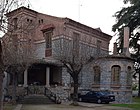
78;0;82;22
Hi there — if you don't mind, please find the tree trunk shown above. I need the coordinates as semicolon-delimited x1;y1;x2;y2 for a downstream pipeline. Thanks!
11;72;17;104
0;40;4;110
71;73;79;106
0;74;4;110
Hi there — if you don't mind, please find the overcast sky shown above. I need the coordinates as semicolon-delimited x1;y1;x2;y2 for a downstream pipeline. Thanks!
28;0;124;34
27;0;124;51
0;0;125;51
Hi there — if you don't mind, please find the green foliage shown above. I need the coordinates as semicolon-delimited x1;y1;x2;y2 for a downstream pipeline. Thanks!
133;97;140;103
132;84;138;90
111;97;140;110
113;0;140;97
123;0;139;4
112;0;140;56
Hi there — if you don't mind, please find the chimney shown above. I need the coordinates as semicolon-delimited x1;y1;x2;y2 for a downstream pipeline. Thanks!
113;42;117;55
123;27;130;57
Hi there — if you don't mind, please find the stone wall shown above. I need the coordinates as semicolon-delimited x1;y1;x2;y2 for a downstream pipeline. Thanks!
59;56;134;103
95;57;133;103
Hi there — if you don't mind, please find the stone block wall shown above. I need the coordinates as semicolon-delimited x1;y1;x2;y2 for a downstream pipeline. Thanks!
60;56;134;103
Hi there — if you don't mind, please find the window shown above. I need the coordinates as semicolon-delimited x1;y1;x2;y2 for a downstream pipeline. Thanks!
73;32;80;56
73;32;80;50
39;20;40;24
13;18;18;30
41;19;43;23
93;66;101;84
42;24;54;57
27;19;30;22
127;66;131;85
96;40;101;55
39;19;43;24
44;31;52;48
111;65;121;85
30;20;32;23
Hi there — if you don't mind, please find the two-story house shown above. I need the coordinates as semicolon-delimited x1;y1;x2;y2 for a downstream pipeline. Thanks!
2;7;134;103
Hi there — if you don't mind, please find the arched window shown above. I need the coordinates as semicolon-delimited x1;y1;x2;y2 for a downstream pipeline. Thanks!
111;65;121;85
127;66;132;85
93;66;101;84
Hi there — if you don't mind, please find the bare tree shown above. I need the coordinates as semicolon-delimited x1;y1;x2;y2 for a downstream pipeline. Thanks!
0;40;4;110
0;1;16;109
0;0;29;36
0;0;16;35
53;33;97;105
2;29;36;102
0;0;37;103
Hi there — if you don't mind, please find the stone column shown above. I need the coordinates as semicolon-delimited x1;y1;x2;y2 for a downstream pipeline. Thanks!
46;67;50;87
113;42;117;55
123;27;130;57
23;69;28;87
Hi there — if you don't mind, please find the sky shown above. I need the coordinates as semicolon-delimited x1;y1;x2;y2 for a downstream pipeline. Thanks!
27;0;124;52
28;0;124;35
1;0;125;52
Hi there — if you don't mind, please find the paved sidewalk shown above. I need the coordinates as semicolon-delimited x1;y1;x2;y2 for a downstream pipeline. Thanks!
17;103;131;110
78;102;131;110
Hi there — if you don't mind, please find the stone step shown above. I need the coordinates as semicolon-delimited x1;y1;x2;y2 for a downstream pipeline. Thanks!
18;94;55;104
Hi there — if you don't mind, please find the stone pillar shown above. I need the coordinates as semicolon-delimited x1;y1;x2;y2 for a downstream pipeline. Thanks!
123;27;130;57
23;69;28;87
124;27;129;48
113;42;117;55
46;67;50;87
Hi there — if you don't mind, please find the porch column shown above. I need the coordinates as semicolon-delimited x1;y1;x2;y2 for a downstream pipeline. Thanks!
46;67;50;87
23;69;28;87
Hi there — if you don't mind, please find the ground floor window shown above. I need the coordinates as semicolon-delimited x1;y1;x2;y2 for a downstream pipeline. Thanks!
111;65;121;85
93;66;101;84
127;66;132;85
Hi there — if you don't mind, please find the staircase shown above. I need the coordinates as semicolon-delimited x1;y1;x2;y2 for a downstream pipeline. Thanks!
18;94;55;104
17;86;61;104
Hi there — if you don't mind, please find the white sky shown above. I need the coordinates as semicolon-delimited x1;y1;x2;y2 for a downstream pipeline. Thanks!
28;0;124;52
0;0;125;52
29;0;123;35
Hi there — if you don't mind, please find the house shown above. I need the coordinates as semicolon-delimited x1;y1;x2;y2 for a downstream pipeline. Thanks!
2;7;134;103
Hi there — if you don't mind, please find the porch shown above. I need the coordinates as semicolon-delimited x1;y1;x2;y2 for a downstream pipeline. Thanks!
23;63;62;87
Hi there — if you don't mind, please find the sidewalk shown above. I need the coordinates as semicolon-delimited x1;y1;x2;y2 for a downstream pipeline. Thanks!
14;103;131;110
78;102;131;110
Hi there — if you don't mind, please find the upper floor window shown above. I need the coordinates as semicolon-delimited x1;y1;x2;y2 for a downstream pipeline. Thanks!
93;66;101;84
96;40;102;55
39;19;44;24
111;65;121;85
73;32;80;50
44;31;52;48
27;18;33;23
41;24;54;55
27;19;30;22
73;32;80;56
13;18;18;30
